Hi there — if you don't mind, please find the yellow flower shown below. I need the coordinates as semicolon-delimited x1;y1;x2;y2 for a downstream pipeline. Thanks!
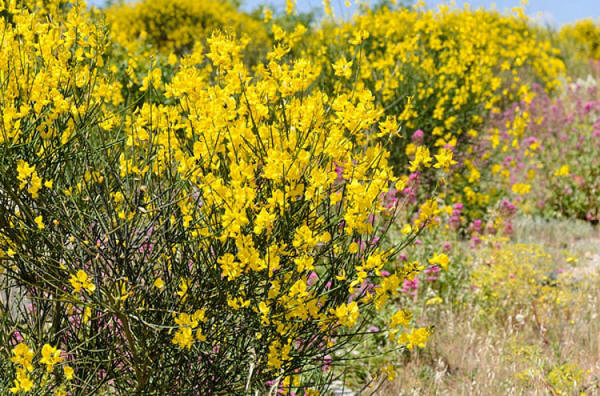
16;160;44;198
398;327;431;349
69;270;96;294
153;278;165;289
553;164;569;177
10;368;34;393
409;146;433;172
263;8;272;23
332;57;353;79
16;160;35;188
390;309;412;328
294;255;315;272
286;0;295;15
429;253;449;270
83;306;92;324
217;254;241;281
177;278;190;301
10;343;35;372
333;302;359;327
40;344;63;372
64;365;74;380
34;215;45;230
172;327;194;349
401;224;412;235
433;148;457;171
426;296;443;305
9;343;35;393
258;301;270;317
323;0;333;16
511;183;531;195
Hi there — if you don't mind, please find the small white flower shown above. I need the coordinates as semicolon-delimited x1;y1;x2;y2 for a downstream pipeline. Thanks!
515;313;525;325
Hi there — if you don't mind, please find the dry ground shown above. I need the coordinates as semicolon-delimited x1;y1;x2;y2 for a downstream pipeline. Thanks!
378;218;600;396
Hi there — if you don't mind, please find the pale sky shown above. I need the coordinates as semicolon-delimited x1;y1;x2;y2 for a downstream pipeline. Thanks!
242;0;600;26
86;0;600;26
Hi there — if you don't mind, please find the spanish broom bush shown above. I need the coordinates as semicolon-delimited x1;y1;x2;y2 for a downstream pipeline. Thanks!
0;1;442;394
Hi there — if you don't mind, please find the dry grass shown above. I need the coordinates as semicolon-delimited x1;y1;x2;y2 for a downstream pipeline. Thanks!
377;218;600;396
513;217;600;262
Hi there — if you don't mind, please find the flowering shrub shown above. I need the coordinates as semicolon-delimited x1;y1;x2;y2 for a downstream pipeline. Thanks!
297;3;565;223
105;0;269;55
484;82;600;222
0;1;449;394
559;19;600;61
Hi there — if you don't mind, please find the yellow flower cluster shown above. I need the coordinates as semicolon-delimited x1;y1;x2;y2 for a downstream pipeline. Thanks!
471;239;574;322
9;344;35;393
105;0;269;55
69;270;96;294
172;309;207;349
8;343;72;394
309;4;563;134
559;19;600;60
